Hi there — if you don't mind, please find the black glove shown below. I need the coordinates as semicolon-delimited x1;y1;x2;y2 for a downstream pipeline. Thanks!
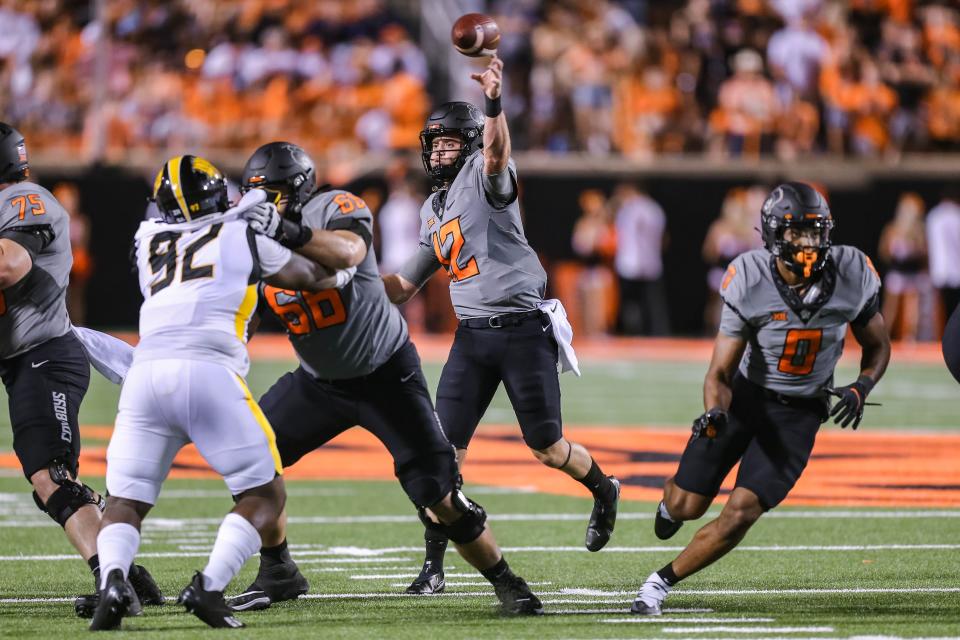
826;375;875;429
692;408;727;440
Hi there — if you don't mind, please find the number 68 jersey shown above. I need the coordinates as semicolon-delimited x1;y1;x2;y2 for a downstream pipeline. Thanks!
718;245;881;398
132;216;291;377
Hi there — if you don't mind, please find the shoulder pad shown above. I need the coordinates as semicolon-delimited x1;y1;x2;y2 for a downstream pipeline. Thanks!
719;249;766;309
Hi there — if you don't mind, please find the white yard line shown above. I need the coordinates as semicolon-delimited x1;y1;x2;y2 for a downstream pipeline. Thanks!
601;617;776;624
5;544;960;562
4;508;960;528
662;627;835;634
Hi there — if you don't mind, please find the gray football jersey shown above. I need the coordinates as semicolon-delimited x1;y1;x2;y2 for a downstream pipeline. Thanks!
260;189;408;379
719;246;881;397
401;151;546;319
0;183;72;359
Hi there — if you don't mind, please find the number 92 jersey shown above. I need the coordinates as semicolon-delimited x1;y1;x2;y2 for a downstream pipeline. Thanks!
132;217;291;377
718;246;881;398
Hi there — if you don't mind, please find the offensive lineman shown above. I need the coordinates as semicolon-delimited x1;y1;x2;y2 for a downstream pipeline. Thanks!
0;123;161;614
89;155;339;630
225;141;543;616
631;182;891;614
382;56;620;594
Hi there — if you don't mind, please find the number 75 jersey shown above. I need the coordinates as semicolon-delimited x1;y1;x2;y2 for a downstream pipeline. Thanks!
132;216;291;377
718;246;881;398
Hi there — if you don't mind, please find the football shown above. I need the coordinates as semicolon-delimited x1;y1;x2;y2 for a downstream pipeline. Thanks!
451;13;500;57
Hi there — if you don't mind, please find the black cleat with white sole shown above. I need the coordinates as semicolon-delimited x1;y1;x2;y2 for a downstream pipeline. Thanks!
585;476;620;552
226;560;309;611
178;572;245;629
404;562;445;595
493;574;544;616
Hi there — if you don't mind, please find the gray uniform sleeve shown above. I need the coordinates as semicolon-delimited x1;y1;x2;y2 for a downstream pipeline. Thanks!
318;191;374;248
399;243;441;289
717;259;752;338
480;159;518;209
852;252;882;326
0;189;56;257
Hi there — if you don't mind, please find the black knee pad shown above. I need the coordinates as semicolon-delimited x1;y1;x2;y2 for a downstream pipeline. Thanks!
33;460;103;527
397;450;458;508
436;491;487;545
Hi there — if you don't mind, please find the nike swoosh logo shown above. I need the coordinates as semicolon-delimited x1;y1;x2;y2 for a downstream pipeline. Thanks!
31;360;49;368
400;372;416;382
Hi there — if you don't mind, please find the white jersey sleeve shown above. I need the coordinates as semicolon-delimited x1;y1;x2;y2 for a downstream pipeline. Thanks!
254;234;292;277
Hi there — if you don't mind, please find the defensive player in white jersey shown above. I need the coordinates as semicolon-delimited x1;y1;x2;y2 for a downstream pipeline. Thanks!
89;155;342;630
632;182;891;615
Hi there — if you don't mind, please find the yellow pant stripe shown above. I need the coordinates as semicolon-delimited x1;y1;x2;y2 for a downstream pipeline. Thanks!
235;375;283;475
234;284;258;341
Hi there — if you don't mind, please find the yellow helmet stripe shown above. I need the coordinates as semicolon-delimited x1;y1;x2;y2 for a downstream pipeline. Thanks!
167;155;191;221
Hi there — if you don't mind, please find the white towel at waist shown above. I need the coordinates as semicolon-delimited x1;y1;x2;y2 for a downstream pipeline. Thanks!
537;299;581;377
72;326;133;384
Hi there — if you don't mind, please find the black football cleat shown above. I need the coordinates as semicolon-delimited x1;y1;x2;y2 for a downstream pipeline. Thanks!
630;598;663;615
89;569;137;631
404;562;445;595
75;593;98;619
128;564;164;607
227;560;309;611
178;571;245;628
493;574;544;616
585;477;620;552
654;501;683;540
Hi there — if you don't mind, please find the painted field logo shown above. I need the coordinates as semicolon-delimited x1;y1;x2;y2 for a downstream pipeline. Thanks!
51;392;71;443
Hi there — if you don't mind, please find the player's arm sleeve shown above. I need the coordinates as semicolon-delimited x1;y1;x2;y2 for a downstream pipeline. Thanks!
717;259;753;338
254;234;294;277
852;253;882;327
0;194;56;259
320;192;373;249
398;243;441;289
480;158;518;209
0;225;52;259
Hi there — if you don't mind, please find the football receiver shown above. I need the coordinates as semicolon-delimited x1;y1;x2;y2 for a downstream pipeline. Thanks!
632;182;891;614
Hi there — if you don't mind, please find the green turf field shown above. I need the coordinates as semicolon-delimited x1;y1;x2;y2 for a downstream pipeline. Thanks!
1;356;958;638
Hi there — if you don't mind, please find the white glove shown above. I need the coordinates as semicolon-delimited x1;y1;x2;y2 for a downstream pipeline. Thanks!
243;202;282;239
335;266;358;288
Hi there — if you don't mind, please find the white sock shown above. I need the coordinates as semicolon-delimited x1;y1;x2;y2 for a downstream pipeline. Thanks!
202;512;261;593
97;523;140;590
638;570;672;606
658;501;675;522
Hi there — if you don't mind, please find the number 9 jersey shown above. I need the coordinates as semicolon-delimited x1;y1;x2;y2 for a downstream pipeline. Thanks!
131;216;292;377
718;245;881;398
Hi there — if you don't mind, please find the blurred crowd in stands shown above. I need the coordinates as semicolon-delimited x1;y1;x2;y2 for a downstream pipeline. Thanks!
2;0;959;160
